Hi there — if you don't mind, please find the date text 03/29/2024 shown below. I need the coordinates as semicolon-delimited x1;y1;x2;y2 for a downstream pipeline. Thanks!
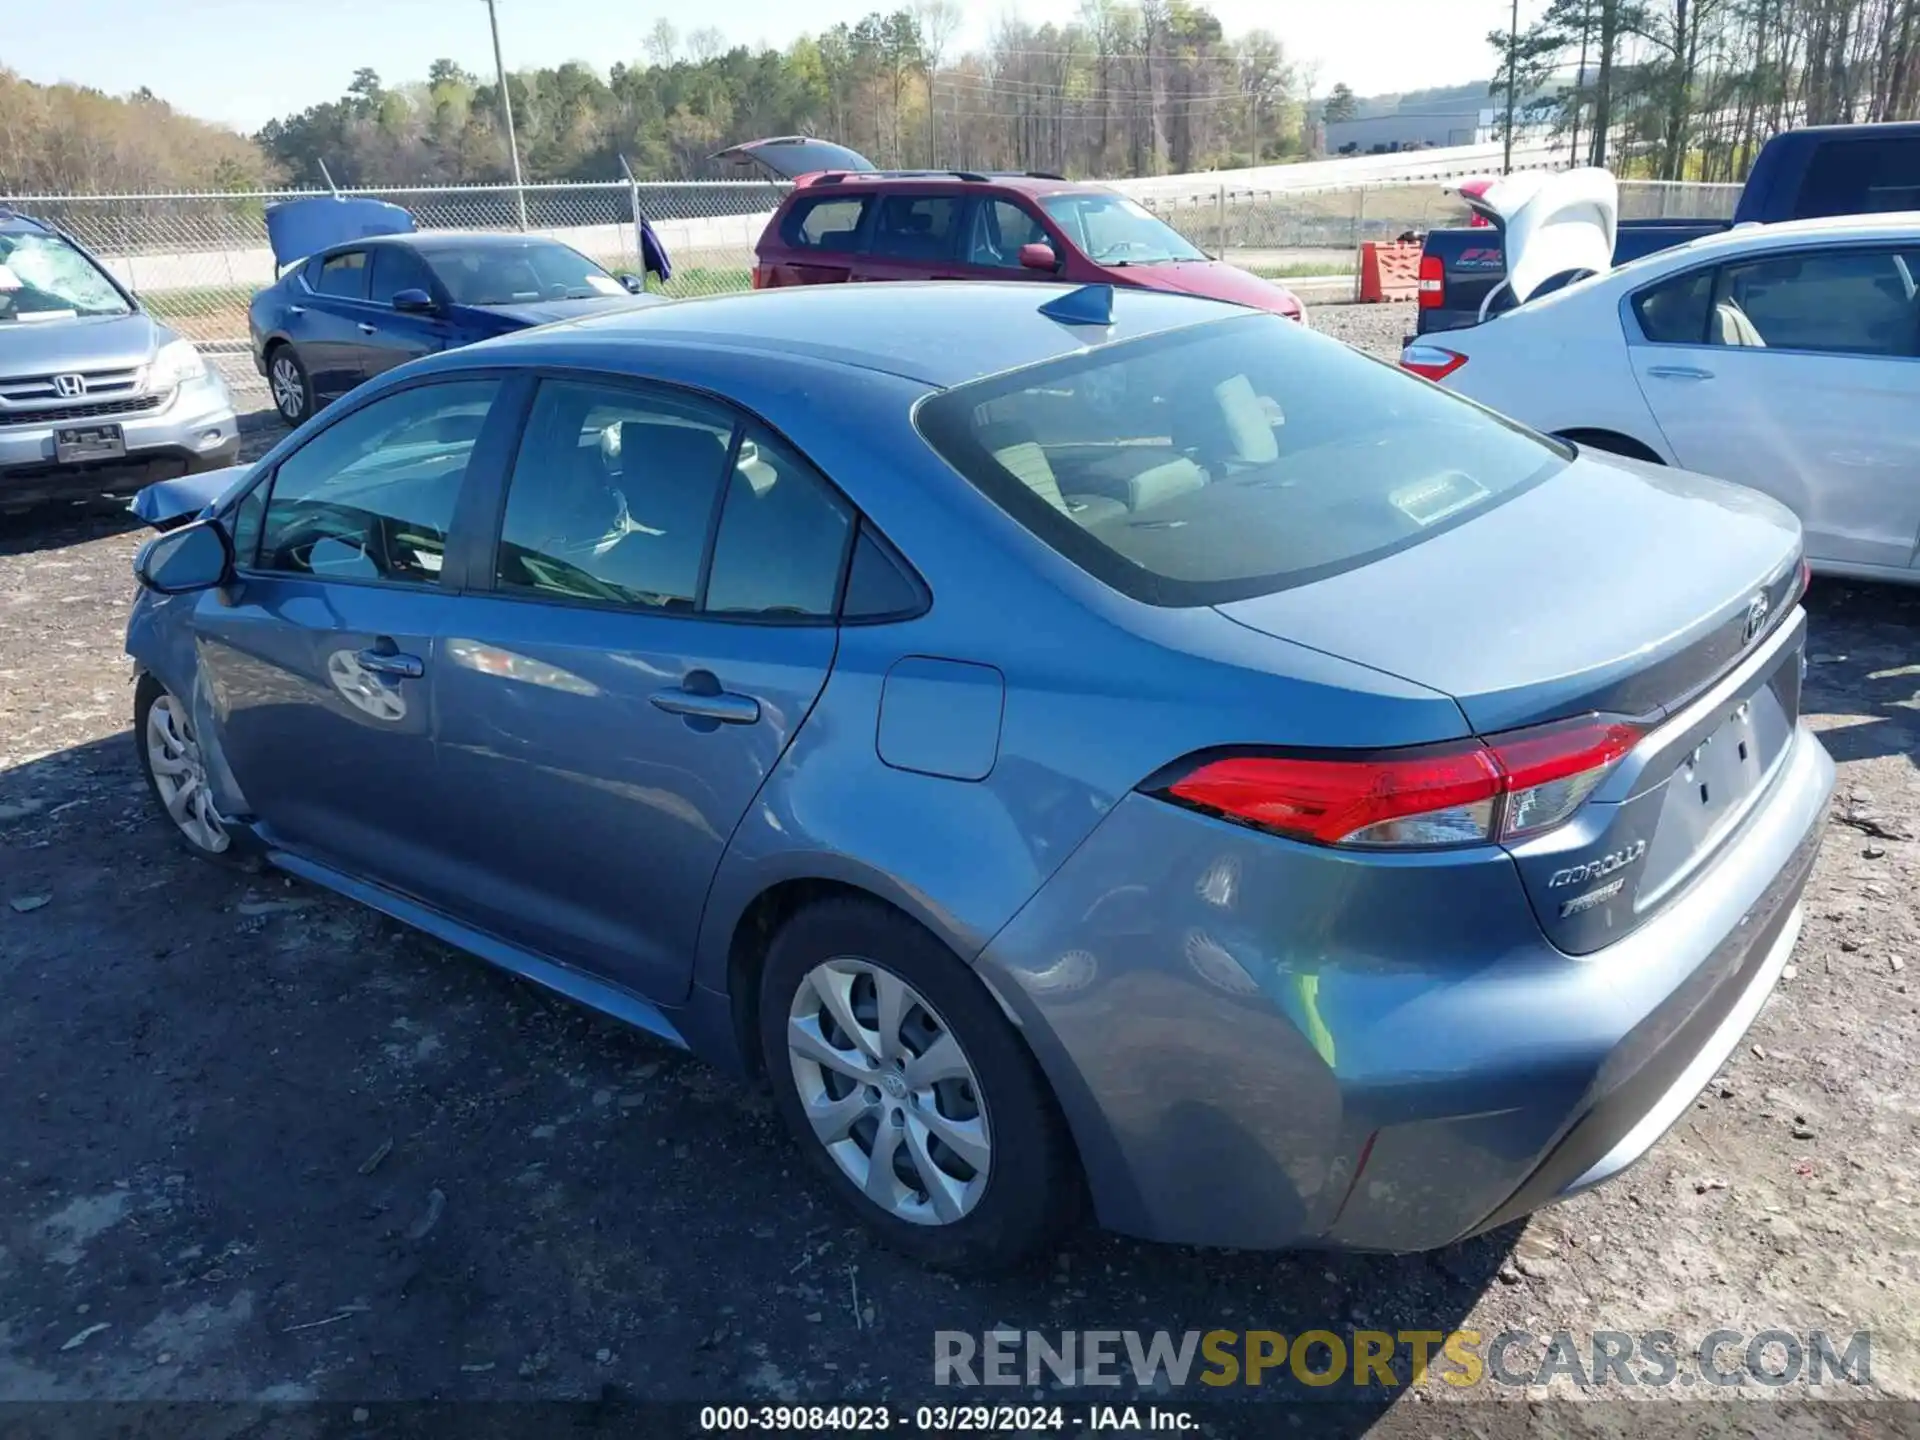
698;1405;1194;1432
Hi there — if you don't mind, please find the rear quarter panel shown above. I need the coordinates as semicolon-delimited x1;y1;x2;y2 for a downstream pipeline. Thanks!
1445;285;1673;458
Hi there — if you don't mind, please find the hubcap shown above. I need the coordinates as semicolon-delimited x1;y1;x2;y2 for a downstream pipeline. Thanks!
271;356;303;418
787;958;991;1226
145;693;229;853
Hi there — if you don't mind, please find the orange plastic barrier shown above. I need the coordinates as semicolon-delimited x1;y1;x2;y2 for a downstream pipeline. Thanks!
1357;240;1422;303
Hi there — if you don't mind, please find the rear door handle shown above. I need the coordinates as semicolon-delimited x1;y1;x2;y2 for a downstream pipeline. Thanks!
650;679;760;726
356;648;424;679
1646;364;1714;381
357;322;378;334
288;304;306;315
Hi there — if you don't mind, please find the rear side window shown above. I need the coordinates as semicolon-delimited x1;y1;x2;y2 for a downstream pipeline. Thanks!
870;195;962;260
1795;139;1920;217
1632;267;1714;344
1710;246;1920;357
312;250;369;299
781;195;870;253
915;312;1565;606
704;428;854;617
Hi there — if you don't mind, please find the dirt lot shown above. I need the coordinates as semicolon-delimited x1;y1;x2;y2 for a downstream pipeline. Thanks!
2;303;1918;1430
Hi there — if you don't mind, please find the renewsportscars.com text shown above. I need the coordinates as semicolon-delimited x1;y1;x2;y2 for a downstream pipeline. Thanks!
934;1328;1871;1391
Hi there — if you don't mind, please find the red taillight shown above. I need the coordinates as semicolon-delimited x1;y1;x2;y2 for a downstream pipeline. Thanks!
751;264;770;290
1797;556;1813;600
1400;343;1467;382
1418;253;1445;309
1159;715;1643;850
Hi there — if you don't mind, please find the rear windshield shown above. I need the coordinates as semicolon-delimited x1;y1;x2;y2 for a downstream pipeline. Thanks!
915;312;1567;605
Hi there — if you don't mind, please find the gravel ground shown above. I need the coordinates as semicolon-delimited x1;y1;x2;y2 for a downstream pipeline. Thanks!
2;301;1918;1430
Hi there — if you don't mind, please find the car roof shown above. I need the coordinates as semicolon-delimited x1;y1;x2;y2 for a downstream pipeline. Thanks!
437;280;1247;389
1658;209;1920;261
791;172;1091;199
0;210;57;236
319;230;585;257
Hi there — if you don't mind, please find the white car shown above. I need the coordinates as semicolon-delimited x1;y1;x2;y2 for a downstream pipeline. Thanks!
1403;213;1920;585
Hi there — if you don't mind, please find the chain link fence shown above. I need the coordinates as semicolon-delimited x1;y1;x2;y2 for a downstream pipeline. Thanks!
3;174;1746;400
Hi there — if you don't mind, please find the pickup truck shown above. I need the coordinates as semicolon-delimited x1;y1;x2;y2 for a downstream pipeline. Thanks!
1415;121;1920;335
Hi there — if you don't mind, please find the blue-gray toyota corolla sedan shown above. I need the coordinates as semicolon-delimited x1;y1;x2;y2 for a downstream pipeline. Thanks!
125;281;1833;1271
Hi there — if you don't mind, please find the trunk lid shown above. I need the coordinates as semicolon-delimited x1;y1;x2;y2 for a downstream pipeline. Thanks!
1456;167;1619;306
264;196;415;270
710;136;877;181
1217;451;1806;952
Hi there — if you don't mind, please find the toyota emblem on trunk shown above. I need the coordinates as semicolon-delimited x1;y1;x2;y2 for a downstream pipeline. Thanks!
1742;592;1770;645
52;373;87;398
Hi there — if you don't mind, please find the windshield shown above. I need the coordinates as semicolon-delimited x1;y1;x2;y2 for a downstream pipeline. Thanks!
0;232;133;322
423;241;625;306
1040;194;1207;265
916;312;1567;605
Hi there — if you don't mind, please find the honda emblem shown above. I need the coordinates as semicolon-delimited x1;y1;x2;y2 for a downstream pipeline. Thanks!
52;373;87;399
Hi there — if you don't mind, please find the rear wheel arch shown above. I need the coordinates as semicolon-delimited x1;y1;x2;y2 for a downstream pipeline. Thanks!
1555;428;1666;464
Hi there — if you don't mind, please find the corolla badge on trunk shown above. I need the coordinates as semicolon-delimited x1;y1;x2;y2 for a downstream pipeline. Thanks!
1547;838;1647;890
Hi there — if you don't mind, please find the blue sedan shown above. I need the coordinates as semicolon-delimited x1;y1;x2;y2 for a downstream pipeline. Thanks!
130;282;1831;1271
247;230;662;425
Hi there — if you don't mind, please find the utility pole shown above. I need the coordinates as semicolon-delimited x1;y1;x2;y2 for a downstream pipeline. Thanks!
1503;0;1520;173
485;0;529;230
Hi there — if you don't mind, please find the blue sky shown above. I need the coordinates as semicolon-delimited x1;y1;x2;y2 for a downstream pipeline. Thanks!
9;0;1542;133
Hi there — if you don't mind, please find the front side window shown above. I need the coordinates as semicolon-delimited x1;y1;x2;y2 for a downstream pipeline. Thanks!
494;380;735;611
313;250;369;300
255;379;500;584
1039;193;1205;266
967;200;1051;269
781;196;870;252
0;231;131;322
869;195;962;261
1709;246;1920;357
916;312;1565;605
369;246;436;305
422;241;624;306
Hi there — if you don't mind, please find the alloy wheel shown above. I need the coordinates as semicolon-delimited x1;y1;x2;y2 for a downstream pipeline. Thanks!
786;957;991;1226
270;354;304;421
145;692;230;854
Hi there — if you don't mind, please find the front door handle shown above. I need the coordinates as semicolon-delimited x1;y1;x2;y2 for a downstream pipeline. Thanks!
650;673;760;726
357;322;378;335
1646;364;1714;381
288;304;306;316
356;648;424;679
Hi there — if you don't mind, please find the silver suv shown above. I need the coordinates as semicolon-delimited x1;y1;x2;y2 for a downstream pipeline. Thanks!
0;210;239;512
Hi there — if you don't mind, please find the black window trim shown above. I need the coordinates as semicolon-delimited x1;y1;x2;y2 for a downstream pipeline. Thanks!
465;364;926;627
1625;240;1920;361
220;368;520;595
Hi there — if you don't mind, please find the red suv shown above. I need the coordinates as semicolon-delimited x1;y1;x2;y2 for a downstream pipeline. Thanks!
720;137;1305;322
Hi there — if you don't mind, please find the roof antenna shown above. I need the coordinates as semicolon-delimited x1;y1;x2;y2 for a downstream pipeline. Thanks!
1038;284;1115;328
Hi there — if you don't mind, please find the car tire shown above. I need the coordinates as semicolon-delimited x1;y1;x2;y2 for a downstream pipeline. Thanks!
134;673;248;865
267;344;312;426
759;897;1081;1272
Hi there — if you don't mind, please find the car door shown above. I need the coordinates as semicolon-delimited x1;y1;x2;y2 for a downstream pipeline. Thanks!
850;191;969;282
355;245;454;382
299;249;377;401
429;375;854;1001
188;377;512;897
1626;244;1920;570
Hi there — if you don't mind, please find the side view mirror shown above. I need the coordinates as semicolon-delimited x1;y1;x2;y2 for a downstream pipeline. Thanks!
135;516;233;595
1019;242;1062;273
618;272;646;294
392;287;436;313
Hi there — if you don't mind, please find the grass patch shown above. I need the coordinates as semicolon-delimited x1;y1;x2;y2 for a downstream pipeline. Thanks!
653;265;754;298
1247;260;1356;279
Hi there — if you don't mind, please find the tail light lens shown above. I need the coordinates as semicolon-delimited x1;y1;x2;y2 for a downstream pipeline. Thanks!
1418;253;1445;308
1400;343;1467;381
1156;715;1643;851
751;264;770;290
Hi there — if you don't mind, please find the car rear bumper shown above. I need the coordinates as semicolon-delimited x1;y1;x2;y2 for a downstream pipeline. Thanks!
0;375;239;504
976;721;1834;1252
